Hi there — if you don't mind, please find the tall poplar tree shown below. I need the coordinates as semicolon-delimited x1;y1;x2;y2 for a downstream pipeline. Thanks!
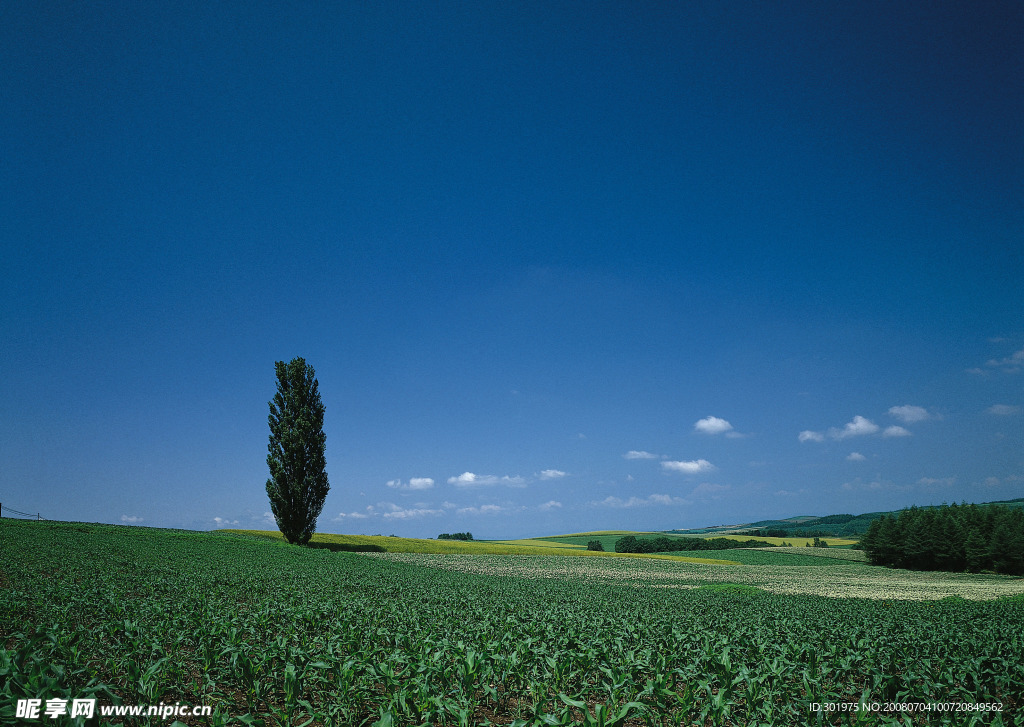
266;357;330;545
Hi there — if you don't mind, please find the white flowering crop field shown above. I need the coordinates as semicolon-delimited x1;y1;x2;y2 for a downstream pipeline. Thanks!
367;552;1024;601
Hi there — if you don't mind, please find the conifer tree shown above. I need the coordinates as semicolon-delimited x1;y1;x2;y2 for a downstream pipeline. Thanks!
964;529;987;572
266;357;330;545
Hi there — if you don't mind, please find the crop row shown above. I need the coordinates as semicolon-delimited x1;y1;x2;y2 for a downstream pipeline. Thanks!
2;520;1022;726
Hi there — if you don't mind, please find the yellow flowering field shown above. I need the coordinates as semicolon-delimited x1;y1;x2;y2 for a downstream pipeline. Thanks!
223;529;738;564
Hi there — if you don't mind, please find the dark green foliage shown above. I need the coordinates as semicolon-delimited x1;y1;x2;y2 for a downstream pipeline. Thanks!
304;541;386;553
437;532;473;541
586;540;604;551
614;535;639;553
861;503;1024;575
804;514;857;525
266;357;329;545
616;536;774;553
802;539;832;547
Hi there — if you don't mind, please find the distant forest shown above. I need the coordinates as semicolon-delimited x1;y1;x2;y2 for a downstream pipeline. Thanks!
676;498;1024;539
615;535;778;554
860;503;1024;575
437;532;473;541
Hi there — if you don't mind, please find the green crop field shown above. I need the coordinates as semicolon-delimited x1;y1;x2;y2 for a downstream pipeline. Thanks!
3;520;1023;726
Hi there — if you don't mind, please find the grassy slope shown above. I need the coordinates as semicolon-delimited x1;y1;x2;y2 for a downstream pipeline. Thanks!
222;529;742;565
531;531;858;552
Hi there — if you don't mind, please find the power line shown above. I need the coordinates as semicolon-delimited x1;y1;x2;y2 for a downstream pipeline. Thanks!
0;502;42;519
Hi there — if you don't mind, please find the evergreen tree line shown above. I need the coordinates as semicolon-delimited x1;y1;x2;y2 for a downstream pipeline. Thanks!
615;535;776;554
805;514;858;525
437;532;473;541
860;503;1024;575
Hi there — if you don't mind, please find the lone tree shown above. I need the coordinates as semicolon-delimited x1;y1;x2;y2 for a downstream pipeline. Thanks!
266;357;330;545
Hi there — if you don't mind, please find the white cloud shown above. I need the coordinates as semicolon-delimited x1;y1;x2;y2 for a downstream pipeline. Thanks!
623;450;660;460
918;477;955;487
661;459;715;474
380;502;444;519
538;500;562;511
121;515;143;524
846;452;866;461
987;404;1021;416
985;348;1024;373
383;508;442;519
212;516;238;526
447;472;526;487
335;506;374;520
456;504;504;516
334;510;370;520
448;472;479;486
595;495;636;508
829;416;880;440
538;469;567;480
694;416;733;435
888;405;930;423
841;478;889;492
593;493;687;508
806;414;919;443
386;477;435;490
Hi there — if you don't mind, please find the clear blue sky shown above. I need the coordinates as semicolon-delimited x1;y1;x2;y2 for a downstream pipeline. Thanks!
3;2;1021;537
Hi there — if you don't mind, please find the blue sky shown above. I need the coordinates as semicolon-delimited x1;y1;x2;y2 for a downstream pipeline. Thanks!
3;2;1022;538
